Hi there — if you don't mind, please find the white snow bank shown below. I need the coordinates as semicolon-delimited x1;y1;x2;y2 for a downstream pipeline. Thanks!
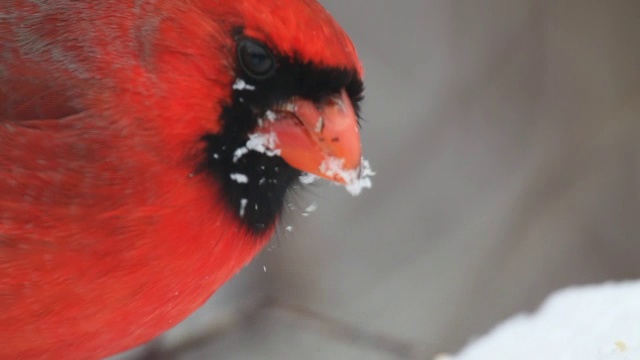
451;281;640;360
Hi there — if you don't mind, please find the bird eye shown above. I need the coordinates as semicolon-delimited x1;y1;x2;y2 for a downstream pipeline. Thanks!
237;39;276;80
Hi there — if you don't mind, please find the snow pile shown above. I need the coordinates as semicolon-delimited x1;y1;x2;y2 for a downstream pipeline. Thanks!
320;157;375;196
452;281;640;360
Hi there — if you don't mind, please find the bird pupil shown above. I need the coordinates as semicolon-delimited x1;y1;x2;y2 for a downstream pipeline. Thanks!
239;39;275;79
249;52;267;68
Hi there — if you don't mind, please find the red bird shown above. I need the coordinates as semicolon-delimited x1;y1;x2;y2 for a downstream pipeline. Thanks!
0;1;366;358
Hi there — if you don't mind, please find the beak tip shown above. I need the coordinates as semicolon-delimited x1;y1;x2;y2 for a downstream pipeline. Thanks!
251;89;365;187
316;154;364;185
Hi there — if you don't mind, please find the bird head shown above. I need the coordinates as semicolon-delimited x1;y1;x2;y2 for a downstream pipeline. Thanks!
175;0;367;233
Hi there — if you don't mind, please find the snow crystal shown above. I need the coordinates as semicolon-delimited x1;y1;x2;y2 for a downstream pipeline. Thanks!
452;280;640;360
233;132;281;163
314;116;324;133
232;78;255;91
319;157;375;196
299;173;318;185
265;110;277;121
230;173;249;184
239;198;248;217
305;202;318;213
286;226;293;232
233;147;249;162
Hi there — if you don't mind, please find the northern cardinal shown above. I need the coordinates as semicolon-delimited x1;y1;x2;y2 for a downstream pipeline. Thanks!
0;1;367;358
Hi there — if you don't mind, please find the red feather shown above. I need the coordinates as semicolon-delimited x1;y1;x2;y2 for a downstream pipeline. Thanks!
0;1;362;358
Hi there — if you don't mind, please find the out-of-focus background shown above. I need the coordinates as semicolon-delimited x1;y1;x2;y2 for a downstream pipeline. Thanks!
115;0;640;359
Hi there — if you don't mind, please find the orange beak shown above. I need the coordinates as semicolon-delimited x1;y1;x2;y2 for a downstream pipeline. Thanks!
251;89;362;184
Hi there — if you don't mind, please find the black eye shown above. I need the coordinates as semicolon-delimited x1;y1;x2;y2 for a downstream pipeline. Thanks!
237;39;276;80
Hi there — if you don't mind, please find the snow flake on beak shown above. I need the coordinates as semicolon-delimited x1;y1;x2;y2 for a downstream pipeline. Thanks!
264;110;277;122
319;157;375;196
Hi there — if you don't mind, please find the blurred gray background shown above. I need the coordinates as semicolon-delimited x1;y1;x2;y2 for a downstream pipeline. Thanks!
115;0;640;359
